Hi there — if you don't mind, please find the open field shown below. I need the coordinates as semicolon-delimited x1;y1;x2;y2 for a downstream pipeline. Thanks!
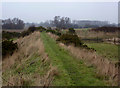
75;29;119;39
75;28;119;62
86;43;119;61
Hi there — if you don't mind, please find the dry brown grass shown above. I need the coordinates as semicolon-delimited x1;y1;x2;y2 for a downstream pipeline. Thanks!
75;30;119;39
43;66;59;86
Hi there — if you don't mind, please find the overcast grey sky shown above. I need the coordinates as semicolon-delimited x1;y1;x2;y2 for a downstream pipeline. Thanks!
2;2;118;23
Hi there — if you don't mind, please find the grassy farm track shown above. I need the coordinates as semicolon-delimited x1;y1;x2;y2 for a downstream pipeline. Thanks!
40;32;107;86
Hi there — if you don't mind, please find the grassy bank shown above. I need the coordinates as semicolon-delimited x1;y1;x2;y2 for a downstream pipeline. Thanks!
2;32;52;86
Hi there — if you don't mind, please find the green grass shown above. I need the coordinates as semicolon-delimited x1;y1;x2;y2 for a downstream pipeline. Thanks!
15;54;47;75
75;28;91;30
40;32;107;86
86;43;118;61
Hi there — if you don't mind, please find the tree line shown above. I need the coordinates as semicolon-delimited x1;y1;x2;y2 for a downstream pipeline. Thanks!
2;16;116;30
2;18;25;29
30;16;115;29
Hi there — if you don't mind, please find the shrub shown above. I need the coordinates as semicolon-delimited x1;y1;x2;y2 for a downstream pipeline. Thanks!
2;40;18;58
21;26;37;37
57;33;96;51
57;34;83;47
68;28;76;34
2;31;21;40
28;26;36;32
21;30;30;37
36;26;46;32
46;29;56;34
55;32;61;36
46;29;62;36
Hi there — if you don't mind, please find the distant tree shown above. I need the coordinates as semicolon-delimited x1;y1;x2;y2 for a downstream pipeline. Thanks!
2;18;25;29
53;16;61;28
53;16;72;29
